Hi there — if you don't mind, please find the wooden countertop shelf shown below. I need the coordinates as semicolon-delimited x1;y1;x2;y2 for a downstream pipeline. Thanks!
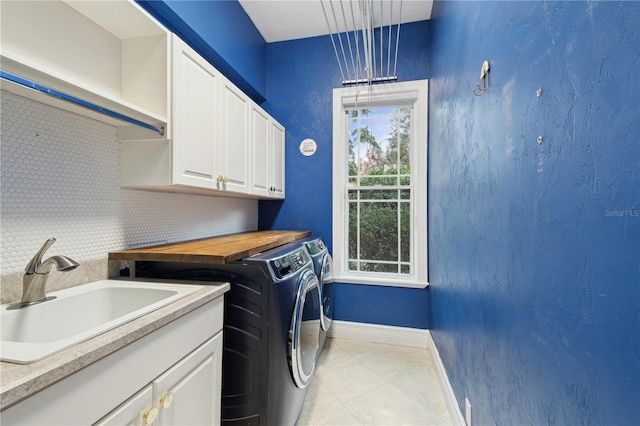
109;230;311;264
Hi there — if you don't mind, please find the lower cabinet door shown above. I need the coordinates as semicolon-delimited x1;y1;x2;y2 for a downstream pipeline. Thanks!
154;332;223;426
94;385;155;426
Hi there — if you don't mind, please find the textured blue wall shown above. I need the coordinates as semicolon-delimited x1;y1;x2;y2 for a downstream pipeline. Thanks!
260;22;431;329
428;1;640;424
136;0;267;102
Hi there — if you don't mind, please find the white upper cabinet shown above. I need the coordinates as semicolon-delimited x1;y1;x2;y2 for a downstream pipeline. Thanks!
121;34;285;199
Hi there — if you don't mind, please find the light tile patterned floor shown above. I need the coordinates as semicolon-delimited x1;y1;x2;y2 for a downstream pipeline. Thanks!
296;337;455;426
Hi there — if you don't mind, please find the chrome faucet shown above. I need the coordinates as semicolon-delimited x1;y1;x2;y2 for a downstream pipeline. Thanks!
8;238;79;310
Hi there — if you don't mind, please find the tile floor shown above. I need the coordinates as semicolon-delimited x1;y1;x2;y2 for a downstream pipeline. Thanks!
296;337;456;426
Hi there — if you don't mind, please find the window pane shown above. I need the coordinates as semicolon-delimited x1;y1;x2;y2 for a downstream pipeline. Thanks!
360;262;397;273
398;108;412;172
347;107;413;180
358;190;398;200
400;201;410;262
348;203;358;259
358;202;398;261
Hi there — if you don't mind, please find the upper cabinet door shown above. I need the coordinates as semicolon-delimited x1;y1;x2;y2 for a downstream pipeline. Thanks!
219;79;250;193
250;105;271;198
172;36;219;189
250;104;286;199
270;120;286;199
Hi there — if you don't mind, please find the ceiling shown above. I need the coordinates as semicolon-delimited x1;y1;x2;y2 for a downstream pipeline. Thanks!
238;0;433;43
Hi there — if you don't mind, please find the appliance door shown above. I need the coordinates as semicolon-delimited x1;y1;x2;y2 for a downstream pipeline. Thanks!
289;270;321;388
319;253;334;331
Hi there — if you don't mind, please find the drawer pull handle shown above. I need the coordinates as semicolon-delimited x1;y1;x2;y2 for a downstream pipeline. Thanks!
143;407;158;424
160;392;174;409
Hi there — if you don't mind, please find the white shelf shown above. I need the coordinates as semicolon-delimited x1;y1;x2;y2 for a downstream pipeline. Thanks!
0;0;169;135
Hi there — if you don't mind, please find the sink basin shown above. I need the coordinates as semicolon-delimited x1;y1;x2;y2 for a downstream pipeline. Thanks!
1;279;203;364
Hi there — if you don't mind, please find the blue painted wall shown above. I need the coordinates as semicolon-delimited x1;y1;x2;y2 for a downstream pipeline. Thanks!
136;0;267;102
259;22;431;329
428;1;640;424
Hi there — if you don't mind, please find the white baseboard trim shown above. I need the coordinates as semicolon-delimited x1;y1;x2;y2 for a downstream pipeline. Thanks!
327;320;430;348
426;331;466;426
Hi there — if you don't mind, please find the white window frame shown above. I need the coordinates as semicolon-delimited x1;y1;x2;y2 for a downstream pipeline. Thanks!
332;80;428;289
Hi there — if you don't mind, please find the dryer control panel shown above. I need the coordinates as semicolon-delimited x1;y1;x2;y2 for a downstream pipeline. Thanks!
305;239;326;255
270;249;310;279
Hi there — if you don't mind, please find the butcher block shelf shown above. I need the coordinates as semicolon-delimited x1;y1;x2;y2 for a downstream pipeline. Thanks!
109;230;311;264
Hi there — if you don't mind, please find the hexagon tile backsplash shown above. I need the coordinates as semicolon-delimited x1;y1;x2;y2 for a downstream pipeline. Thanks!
0;90;258;276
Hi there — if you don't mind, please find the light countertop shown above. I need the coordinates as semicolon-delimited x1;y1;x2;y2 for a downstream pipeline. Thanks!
0;280;229;411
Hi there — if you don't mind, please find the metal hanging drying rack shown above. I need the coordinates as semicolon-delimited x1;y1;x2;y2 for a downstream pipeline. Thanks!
321;0;404;86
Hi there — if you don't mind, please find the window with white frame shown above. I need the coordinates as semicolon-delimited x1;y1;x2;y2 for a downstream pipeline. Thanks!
332;80;428;288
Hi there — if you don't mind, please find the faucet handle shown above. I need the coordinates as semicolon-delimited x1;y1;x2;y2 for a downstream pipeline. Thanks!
24;238;57;274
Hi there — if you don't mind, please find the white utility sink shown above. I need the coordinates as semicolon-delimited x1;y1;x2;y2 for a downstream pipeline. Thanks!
0;280;203;364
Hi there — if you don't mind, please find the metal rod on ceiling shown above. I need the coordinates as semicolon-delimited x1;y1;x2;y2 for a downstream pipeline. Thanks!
349;0;362;83
339;0;357;81
387;0;393;78
393;0;403;78
320;0;346;82
379;0;384;80
321;0;401;85
364;0;373;83
330;0;352;82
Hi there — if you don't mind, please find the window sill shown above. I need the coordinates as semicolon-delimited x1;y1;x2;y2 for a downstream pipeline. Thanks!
331;275;429;289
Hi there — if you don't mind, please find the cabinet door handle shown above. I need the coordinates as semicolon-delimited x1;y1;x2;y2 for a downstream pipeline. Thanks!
159;392;174;409
142;407;158;425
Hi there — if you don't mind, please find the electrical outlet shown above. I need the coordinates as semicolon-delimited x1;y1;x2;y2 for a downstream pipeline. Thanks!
465;398;472;426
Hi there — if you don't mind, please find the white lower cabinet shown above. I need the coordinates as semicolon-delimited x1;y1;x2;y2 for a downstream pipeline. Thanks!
96;333;222;426
95;385;155;426
1;296;224;426
154;333;222;426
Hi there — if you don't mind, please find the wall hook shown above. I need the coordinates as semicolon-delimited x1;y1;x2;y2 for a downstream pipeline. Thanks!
472;60;490;96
